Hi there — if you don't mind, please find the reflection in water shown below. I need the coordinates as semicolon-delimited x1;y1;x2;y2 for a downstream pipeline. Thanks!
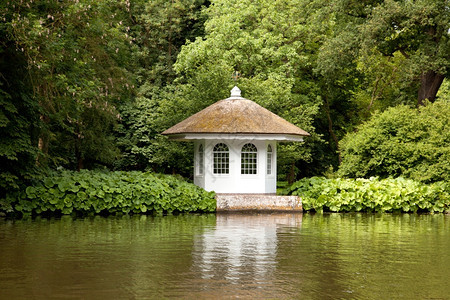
192;213;302;297
0;213;449;299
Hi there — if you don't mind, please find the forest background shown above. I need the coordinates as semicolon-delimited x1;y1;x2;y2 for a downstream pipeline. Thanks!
1;0;449;199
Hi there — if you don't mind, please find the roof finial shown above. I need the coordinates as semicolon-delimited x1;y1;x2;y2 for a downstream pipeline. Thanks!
230;86;241;98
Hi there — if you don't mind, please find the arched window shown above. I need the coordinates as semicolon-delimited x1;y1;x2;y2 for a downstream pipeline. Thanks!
198;144;204;175
213;143;229;174
267;144;273;175
241;143;257;174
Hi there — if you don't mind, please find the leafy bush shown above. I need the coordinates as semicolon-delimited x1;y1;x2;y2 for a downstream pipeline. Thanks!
338;101;450;183
287;177;449;213
1;170;216;217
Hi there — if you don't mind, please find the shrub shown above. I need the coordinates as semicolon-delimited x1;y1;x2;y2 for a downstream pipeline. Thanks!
0;170;216;217
338;101;450;183
287;177;449;213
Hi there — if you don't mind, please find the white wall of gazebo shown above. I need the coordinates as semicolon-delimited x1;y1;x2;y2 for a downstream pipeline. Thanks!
193;137;277;194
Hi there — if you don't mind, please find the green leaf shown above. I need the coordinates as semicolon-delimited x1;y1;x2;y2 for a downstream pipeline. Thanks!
49;198;59;205
25;186;36;198
43;178;55;188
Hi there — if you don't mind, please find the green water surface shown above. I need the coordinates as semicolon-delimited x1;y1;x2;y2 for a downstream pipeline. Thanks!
0;213;448;299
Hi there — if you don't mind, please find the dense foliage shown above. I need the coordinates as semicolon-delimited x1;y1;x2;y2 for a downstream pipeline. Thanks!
287;177;449;213
0;44;40;193
0;0;135;200
338;101;450;183
0;0;449;198
1;0;134;169
0;171;216;217
118;0;449;180
113;0;208;174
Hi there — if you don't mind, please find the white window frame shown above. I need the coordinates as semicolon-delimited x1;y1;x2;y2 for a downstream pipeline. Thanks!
241;143;258;175
213;143;229;174
198;144;204;175
267;144;273;175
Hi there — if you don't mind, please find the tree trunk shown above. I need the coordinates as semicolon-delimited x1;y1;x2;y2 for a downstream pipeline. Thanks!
324;95;341;164
36;115;50;166
75;127;83;171
287;162;296;185
77;156;84;172
417;70;445;106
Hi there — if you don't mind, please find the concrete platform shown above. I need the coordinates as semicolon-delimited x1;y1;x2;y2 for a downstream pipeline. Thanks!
216;194;302;212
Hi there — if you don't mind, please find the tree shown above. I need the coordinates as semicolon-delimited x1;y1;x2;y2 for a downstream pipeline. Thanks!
115;0;210;174
338;101;450;183
0;36;40;197
1;0;134;171
361;0;449;106
318;0;450;108
311;0;449;170
130;0;208;86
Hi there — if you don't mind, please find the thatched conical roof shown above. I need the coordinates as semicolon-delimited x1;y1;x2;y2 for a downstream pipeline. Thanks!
162;87;310;140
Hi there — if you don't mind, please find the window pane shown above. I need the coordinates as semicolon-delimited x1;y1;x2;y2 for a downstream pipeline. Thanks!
198;144;204;175
267;144;272;175
241;143;257;174
213;143;229;174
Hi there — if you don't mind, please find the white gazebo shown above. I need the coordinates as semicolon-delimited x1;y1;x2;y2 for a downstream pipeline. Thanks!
162;86;309;194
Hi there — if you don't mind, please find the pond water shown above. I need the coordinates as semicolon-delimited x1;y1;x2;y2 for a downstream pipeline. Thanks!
0;213;449;299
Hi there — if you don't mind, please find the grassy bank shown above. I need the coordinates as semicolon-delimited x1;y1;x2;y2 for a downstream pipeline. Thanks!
0;170;216;217
285;177;449;213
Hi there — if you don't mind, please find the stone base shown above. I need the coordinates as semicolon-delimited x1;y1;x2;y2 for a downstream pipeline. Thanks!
216;194;302;212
